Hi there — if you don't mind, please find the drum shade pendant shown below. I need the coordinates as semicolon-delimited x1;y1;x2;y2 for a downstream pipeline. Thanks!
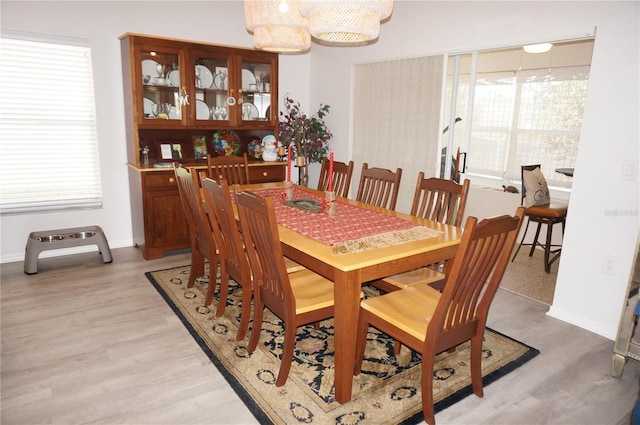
299;0;394;46
245;0;311;53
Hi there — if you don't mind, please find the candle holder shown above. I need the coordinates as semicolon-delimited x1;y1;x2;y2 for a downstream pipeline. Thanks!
282;180;294;201
321;190;337;217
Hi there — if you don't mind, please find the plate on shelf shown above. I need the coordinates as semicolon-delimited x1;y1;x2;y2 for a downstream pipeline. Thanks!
169;106;180;120
214;72;228;90
195;65;213;88
142;59;161;83
143;98;156;117
242;69;256;90
242;102;259;120
196;100;210;120
167;69;180;87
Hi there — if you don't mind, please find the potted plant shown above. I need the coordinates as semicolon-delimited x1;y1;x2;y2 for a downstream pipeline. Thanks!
278;95;332;186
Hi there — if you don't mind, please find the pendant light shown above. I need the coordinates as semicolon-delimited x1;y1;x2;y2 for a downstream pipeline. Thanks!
299;0;394;46
245;0;311;53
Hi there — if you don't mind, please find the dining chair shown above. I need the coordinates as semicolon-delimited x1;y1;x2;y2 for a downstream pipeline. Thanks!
316;157;354;198
206;153;251;185
355;163;403;210
200;177;252;337
235;190;337;386
374;174;471;294
511;164;567;273
354;207;525;425
174;166;219;290
200;177;306;339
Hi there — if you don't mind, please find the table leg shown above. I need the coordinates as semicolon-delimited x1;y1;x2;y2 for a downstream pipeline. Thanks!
333;269;361;404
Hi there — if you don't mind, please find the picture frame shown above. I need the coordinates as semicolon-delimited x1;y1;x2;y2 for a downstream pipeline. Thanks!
155;139;186;162
192;136;207;160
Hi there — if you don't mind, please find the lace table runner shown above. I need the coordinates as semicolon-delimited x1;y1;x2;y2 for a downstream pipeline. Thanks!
247;187;440;254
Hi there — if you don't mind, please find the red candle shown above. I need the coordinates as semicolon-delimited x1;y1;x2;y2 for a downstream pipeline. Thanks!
287;146;292;182
328;152;334;192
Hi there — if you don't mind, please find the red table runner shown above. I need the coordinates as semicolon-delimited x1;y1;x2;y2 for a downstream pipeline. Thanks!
247;187;440;254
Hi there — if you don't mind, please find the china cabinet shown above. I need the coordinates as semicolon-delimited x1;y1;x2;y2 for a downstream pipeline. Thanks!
121;33;283;259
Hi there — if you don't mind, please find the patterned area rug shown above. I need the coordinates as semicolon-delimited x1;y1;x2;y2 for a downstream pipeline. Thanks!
146;265;539;425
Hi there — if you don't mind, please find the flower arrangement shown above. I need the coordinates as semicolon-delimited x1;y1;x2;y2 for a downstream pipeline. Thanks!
278;95;332;185
247;137;262;159
212;130;240;156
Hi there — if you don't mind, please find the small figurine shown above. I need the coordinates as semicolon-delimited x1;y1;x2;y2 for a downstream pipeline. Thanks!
141;145;150;166
261;135;280;162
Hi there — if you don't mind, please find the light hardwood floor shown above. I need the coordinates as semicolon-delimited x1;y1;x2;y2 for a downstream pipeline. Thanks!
2;247;639;425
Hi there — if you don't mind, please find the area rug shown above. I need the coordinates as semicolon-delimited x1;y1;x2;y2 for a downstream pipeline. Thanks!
146;265;539;425
501;249;558;305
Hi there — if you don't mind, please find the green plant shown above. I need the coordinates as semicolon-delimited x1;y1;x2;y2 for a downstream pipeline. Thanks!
278;95;332;164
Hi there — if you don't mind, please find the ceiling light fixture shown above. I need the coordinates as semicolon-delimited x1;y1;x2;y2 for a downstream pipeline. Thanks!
245;0;311;53
523;43;553;54
299;0;394;46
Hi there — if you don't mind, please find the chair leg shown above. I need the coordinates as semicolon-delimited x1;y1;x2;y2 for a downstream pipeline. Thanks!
544;220;554;273
187;248;205;288
529;221;543;257
248;303;264;353
215;272;230;316
421;353;436;425
276;323;297;387
236;284;252;341
511;217;531;262
204;267;218;306
470;333;485;398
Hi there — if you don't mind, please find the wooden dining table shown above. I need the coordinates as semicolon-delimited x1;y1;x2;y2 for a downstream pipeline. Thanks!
236;182;462;403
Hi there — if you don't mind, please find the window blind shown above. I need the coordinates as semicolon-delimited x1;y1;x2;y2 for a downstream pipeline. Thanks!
352;55;444;214
0;31;102;214
466;65;589;188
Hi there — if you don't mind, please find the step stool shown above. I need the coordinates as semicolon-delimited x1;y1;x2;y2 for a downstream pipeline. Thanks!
24;225;112;275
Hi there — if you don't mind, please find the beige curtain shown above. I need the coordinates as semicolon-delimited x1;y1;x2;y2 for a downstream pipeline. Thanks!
352;55;444;214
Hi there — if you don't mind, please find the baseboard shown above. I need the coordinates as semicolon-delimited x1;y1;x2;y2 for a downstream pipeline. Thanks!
547;304;617;341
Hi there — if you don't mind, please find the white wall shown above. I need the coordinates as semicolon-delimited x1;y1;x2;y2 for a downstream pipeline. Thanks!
1;1;638;341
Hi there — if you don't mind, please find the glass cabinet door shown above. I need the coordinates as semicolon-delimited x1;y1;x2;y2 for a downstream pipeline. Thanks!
240;57;274;123
138;47;183;123
192;51;229;124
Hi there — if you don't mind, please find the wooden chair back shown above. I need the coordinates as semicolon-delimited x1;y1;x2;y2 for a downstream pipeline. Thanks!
201;177;254;338
202;177;246;279
410;173;470;226
428;207;525;354
174;166;218;287
316;157;354;198
206;153;250;185
355;163;402;210
236;191;293;320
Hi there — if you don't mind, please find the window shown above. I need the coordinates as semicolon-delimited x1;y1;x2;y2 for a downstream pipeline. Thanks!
443;39;594;197
0;31;102;214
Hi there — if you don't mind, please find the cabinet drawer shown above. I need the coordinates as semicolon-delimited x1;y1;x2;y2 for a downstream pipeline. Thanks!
249;164;285;183
144;171;178;189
